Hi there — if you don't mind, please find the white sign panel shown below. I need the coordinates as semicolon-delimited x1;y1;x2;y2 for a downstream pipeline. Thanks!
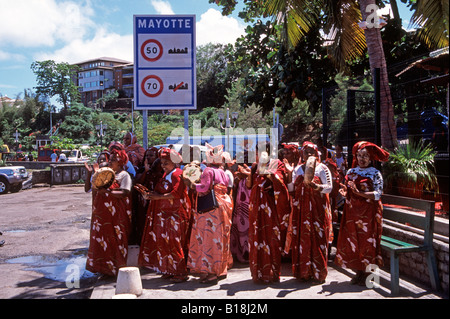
134;15;196;110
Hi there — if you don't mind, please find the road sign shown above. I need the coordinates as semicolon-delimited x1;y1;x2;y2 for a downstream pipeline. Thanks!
134;15;196;110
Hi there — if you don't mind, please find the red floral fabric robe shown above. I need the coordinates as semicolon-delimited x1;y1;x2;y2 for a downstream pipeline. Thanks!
187;183;233;276
248;159;290;283
86;180;132;276
287;172;333;281
335;167;384;271
138;168;191;276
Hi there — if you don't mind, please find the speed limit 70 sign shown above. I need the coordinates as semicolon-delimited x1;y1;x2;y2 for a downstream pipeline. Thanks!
133;15;196;110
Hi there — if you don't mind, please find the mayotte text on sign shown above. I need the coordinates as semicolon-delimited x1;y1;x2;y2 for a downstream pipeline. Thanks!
133;15;196;110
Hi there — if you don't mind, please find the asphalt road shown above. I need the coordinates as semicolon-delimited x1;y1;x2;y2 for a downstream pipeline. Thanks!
0;184;95;299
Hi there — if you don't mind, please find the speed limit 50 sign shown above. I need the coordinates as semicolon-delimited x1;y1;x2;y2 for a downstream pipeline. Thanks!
133;15;196;110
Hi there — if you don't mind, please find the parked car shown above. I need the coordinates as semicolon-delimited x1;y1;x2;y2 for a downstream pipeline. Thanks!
0;166;28;194
67;149;89;163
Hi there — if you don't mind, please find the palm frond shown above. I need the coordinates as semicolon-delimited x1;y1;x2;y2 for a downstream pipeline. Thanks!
263;0;320;49
410;0;449;48
322;0;366;70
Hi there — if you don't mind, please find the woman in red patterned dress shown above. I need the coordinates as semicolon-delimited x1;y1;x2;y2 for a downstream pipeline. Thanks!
248;143;291;283
187;144;233;284
285;141;333;284
138;148;191;282
86;149;133;277
335;141;389;285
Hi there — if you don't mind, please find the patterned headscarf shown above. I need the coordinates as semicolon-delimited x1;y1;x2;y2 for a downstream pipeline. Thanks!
301;141;320;162
97;151;110;164
222;151;232;164
108;141;125;152
352;141;390;168
205;142;224;164
282;143;300;164
126;132;138;145
159;147;182;164
111;149;128;167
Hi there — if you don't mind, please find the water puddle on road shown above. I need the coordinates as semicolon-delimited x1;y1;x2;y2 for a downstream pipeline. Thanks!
6;250;96;283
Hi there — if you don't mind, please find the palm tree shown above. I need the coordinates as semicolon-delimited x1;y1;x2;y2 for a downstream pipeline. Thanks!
263;0;397;149
358;0;397;150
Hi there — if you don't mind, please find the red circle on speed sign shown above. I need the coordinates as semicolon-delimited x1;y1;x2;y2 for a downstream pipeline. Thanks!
141;75;164;98
141;39;163;62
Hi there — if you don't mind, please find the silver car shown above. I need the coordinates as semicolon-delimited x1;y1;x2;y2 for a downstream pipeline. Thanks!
0;166;28;194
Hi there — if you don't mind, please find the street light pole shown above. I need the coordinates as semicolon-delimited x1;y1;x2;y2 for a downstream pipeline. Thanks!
95;121;107;149
49;105;53;137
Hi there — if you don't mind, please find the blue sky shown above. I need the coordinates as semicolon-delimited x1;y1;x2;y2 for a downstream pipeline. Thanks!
0;0;414;102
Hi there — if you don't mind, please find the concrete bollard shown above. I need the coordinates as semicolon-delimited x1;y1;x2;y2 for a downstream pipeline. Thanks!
112;293;137;299
115;267;143;296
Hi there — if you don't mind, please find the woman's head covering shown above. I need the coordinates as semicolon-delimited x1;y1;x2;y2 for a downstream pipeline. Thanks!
222;151;232;165
124;131;138;146
129;132;138;144
111;149;128;167
282;143;300;163
301;141;320;162
159;147;182;164
205;142;224;164
108;141;125;152
97;151;110;163
352;141;390;167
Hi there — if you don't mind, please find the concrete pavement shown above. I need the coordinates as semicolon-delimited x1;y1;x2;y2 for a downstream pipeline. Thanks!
90;258;447;300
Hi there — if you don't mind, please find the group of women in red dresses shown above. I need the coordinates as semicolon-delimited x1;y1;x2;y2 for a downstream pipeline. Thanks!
85;134;389;287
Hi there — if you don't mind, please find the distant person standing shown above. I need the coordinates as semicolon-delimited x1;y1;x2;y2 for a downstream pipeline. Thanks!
50;151;57;162
334;144;347;176
59;152;67;162
123;132;145;171
230;150;252;264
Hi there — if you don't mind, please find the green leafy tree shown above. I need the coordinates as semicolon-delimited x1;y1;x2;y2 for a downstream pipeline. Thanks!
327;73;375;145
280;98;322;143
221;78;272;131
58;103;94;144
91;111;129;147
212;0;399;148
224;18;337;119
49;136;77;151
196;43;239;110
31;60;80;110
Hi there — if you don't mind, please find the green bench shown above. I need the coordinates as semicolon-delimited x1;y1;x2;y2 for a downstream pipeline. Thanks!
381;194;440;296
